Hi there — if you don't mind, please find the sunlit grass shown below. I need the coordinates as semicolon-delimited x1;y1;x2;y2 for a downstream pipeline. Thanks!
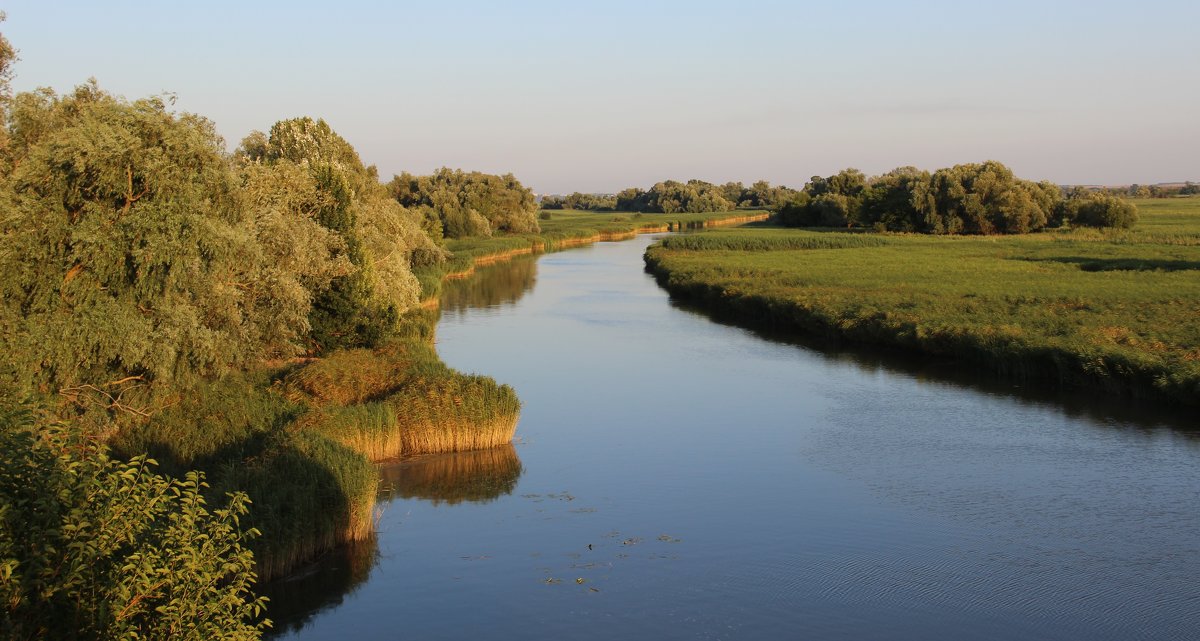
646;197;1200;404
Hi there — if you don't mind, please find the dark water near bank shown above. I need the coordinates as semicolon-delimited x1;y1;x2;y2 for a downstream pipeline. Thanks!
269;235;1200;641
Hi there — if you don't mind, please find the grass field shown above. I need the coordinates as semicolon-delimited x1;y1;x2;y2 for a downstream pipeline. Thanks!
645;197;1200;405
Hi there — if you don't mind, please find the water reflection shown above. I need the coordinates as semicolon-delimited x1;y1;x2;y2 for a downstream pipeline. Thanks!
441;255;538;315
261;539;378;637
379;444;525;506
664;296;1199;434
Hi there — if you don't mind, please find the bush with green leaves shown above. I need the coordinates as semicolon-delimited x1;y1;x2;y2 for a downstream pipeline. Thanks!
1063;193;1139;229
0;408;268;640
389;168;540;238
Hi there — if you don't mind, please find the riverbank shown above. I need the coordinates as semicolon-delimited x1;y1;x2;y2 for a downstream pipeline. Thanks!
115;210;766;582
644;198;1200;406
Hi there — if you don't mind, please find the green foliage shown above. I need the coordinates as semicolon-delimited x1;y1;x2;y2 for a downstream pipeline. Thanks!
210;430;376;582
243;118;442;351
0;408;268;640
612;179;799;213
0;13;15;164
390;168;540;238
108;372;377;583
540;192;617;211
777;169;866;227
0;83;265;412
1063;193;1139;229
778;161;1072;235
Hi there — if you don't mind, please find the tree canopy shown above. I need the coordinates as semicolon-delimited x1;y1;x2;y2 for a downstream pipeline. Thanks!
389;168;540;239
776;161;1134;234
0;84;266;413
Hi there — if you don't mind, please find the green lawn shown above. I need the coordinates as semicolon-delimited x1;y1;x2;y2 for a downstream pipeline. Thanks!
645;197;1200;405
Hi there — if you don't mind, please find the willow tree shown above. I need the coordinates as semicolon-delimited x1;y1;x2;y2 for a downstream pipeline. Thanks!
390;168;540;238
919;161;1056;234
240;118;442;350
0;83;268;417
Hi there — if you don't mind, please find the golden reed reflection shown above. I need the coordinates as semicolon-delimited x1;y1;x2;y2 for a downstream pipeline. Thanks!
379;443;524;506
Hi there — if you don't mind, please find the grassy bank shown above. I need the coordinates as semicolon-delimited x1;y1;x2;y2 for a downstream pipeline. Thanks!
645;197;1200;406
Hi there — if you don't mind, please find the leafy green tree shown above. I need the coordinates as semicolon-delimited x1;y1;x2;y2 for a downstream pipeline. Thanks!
0;408;268;640
778;169;867;227
616;187;650;211
859;166;931;231
0;83;264;414
919;161;1054;234
244;118;440;350
389;169;539;238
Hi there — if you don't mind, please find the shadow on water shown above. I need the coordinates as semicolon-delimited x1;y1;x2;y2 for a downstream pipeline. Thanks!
262;444;523;636
260;539;378;638
441;254;539;315
663;294;1199;434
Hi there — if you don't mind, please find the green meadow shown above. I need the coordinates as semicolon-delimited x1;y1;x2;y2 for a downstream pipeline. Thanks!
645;197;1200;405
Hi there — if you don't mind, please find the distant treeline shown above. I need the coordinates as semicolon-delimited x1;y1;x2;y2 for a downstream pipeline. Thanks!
389;168;540;239
777;161;1138;233
1098;182;1200;198
542;180;800;213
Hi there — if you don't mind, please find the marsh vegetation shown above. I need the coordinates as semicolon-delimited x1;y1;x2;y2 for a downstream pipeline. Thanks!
646;197;1200;404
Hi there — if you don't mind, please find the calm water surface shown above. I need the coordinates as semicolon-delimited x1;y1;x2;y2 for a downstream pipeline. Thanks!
268;235;1199;641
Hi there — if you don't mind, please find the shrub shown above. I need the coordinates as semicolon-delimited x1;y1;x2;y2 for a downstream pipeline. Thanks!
0;409;268;640
1069;194;1139;229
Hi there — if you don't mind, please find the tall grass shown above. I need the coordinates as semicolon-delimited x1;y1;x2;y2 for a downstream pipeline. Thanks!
111;374;379;583
287;337;522;459
212;431;377;582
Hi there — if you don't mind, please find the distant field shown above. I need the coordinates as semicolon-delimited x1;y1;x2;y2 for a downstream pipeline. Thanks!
645;197;1200;405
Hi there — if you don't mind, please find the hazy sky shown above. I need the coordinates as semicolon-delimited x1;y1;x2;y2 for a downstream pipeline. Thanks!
4;1;1198;193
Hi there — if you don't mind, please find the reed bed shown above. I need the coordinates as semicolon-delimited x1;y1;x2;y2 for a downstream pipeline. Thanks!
213;431;376;582
284;336;522;458
282;346;418;406
111;374;380;582
379;444;524;506
645;201;1200;405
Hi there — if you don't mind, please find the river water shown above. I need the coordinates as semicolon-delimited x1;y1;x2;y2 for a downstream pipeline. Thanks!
268;234;1199;641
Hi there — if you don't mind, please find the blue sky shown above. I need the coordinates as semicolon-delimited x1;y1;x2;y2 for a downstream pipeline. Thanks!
4;1;1198;193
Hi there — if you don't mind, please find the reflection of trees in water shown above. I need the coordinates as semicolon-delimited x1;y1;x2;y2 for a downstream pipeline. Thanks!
261;537;377;638
261;445;523;635
668;298;1199;434
441;257;538;314
380;444;524;506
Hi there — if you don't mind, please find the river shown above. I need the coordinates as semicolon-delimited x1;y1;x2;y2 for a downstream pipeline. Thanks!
267;234;1199;641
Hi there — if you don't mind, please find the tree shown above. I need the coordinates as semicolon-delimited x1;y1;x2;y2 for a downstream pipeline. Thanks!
0;12;17;163
919;161;1055;234
1063;193;1138;229
778;169;867;227
859;167;931;231
389;169;540;238
0;83;265;415
0;408;268;640
246;118;440;350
